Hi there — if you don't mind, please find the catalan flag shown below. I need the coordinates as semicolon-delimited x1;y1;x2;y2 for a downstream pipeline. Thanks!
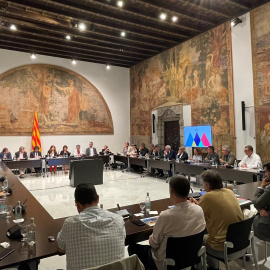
31;111;41;151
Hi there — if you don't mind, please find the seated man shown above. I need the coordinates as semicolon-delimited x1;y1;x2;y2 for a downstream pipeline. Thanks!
73;145;85;157
176;147;188;161
139;143;149;156
123;142;132;155
128;175;206;270
148;144;155;156
57;182;126;270
205;146;220;165
219;145;236;166
86;142;98;156
0;147;12;160
153;145;164;177
253;162;270;241
101;145;111;154
30;146;42;175
190;170;243;270
164;145;176;177
15;146;28;178
238;145;262;169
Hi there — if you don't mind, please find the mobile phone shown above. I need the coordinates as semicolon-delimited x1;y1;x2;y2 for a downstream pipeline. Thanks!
131;219;145;226
0;248;15;261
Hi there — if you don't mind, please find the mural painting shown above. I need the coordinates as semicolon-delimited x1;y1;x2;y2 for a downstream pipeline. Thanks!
0;64;113;135
130;22;235;155
251;1;270;161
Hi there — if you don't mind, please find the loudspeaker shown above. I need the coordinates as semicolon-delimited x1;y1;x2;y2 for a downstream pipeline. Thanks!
241;101;246;130
152;114;155;133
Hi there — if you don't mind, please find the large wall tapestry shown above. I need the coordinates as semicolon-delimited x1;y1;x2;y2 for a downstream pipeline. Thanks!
251;2;270;162
130;22;235;155
0;64;114;135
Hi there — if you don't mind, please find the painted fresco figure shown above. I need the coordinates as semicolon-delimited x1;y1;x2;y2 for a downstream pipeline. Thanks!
56;79;89;123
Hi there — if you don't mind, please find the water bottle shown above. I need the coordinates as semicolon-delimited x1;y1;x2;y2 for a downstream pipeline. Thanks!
163;155;166;161
233;181;238;195
100;203;103;209
176;156;179;163
145;192;151;212
15;201;22;219
234;160;238;169
28;217;36;246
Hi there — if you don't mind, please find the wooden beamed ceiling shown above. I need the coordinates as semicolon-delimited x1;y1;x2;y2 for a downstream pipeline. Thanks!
0;0;269;68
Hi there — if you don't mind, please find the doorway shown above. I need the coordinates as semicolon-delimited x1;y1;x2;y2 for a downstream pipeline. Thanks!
164;121;180;152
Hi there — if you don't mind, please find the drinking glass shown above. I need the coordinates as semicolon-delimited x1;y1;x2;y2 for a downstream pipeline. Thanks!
5;205;12;222
20;225;28;243
139;202;145;214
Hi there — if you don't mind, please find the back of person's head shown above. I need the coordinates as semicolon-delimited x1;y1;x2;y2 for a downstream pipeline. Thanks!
264;162;270;171
201;170;223;190
169;175;190;198
75;182;98;205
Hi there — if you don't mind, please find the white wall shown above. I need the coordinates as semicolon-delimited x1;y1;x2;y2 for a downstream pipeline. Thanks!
0;49;130;156
231;12;256;159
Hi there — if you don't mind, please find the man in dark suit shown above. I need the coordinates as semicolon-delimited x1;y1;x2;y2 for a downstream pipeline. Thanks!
139;143;149;156
86;142;98;156
15;146;28;178
164;145;176;177
30;146;42;175
177;147;189;161
0;148;12;160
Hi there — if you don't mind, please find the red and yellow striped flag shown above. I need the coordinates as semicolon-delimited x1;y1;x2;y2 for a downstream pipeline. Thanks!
31;111;42;151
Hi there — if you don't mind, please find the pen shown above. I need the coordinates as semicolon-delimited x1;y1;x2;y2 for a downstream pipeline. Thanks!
117;204;121;210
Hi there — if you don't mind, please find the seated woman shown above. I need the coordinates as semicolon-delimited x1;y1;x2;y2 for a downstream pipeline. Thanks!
189;148;202;162
253;162;270;241
47;145;57;174
60;145;70;174
101;145;111;154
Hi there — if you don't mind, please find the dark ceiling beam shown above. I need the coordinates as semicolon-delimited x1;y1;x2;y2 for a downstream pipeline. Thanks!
0;27;144;61
6;0;189;41
0;34;138;65
110;0;217;26
222;0;250;10
0;11;168;52
0;44;131;67
83;0;206;32
0;21;149;59
134;0;230;20
0;12;160;54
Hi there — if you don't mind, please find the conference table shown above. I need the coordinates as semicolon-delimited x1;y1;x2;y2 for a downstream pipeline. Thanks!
0;160;261;268
113;155;262;184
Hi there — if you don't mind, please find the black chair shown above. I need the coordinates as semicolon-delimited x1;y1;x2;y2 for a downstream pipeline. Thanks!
207;216;259;270
163;230;206;270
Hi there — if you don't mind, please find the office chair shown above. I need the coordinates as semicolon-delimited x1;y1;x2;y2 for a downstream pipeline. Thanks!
207;216;259;270
163;230;206;270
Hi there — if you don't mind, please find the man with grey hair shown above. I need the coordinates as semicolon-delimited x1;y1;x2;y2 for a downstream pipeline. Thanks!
219;145;236;166
164;145;176;177
15;146;28;178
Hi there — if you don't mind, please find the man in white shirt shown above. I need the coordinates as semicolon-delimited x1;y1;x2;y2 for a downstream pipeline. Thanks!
73;145;85;157
86;142;98;156
238;145;262;169
15;146;28;178
57;182;126;270
128;175;206;270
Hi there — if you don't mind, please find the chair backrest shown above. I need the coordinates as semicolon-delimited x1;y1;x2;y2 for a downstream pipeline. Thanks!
166;230;205;269
226;216;255;254
84;255;144;270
